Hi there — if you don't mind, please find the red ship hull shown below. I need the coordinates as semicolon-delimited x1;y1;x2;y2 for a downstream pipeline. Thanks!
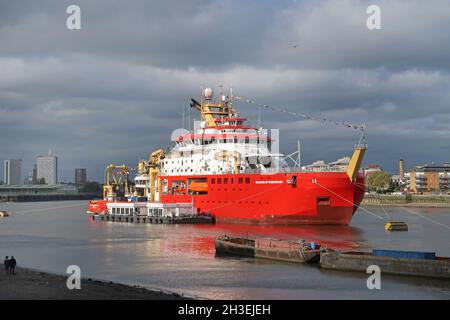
160;172;365;225
87;199;108;214
88;172;365;225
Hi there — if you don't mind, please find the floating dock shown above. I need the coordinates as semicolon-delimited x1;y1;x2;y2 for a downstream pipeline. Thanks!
91;201;214;224
215;235;322;263
320;249;450;279
92;213;214;224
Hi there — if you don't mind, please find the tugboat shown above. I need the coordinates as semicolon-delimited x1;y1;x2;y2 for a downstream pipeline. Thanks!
89;87;367;225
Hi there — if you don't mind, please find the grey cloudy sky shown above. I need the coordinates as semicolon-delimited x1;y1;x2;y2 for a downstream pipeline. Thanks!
1;0;449;182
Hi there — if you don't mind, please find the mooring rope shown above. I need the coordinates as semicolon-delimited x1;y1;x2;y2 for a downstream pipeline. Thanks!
397;206;450;231
353;181;391;220
315;181;386;221
319;180;450;231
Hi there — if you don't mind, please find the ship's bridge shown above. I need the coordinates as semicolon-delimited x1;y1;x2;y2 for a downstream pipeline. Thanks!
213;117;246;126
162;126;280;176
160;87;283;176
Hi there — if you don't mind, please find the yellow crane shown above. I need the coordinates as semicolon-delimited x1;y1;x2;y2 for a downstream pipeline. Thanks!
346;145;367;181
103;164;130;199
137;149;165;202
148;149;165;202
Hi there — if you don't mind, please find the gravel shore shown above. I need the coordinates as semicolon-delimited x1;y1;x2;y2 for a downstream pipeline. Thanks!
0;267;191;300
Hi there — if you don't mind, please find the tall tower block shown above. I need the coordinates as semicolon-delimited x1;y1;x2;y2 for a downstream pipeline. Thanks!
399;159;405;178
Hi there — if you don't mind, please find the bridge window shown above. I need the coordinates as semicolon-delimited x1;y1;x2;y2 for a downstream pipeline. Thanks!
217;178;222;184
245;177;250;184
238;177;243;184
224;178;228;184
211;178;215;184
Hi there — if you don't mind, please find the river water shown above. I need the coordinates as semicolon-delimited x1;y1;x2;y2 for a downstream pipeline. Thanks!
0;201;449;299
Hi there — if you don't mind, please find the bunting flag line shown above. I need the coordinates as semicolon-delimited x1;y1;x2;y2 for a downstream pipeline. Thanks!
233;95;366;131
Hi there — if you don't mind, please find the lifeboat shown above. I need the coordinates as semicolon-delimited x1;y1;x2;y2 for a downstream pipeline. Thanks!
188;181;208;193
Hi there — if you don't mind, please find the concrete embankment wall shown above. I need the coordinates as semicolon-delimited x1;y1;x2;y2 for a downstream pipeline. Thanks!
362;194;450;207
320;252;450;279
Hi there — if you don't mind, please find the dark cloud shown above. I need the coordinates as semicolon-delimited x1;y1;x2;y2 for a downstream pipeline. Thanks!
1;0;449;181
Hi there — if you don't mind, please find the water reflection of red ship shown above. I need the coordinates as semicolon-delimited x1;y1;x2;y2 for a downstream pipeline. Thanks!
164;224;363;256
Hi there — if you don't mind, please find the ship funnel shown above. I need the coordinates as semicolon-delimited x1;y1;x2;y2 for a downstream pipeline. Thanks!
203;88;213;100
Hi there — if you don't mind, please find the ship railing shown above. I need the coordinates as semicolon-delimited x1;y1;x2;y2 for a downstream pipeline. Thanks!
242;167;347;174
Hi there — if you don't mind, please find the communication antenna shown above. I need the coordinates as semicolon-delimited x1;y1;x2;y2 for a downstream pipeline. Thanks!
218;84;223;103
182;105;185;129
189;96;192;132
258;106;261;128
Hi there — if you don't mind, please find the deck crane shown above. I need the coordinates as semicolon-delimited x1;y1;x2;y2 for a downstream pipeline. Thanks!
137;149;165;202
102;164;130;199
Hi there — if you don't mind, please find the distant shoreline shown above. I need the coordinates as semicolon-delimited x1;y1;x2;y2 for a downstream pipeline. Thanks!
362;194;450;208
363;203;450;208
0;194;98;203
0;267;192;300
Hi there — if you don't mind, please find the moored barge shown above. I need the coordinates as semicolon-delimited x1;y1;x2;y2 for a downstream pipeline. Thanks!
320;249;450;279
215;235;322;263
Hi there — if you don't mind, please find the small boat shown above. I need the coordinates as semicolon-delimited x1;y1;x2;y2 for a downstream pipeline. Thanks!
215;235;322;263
320;249;450;279
0;210;10;218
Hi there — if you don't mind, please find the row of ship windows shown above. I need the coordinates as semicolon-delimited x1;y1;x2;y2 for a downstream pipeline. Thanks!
167;159;195;165
195;200;270;204
164;167;236;174
110;207;139;215
211;177;251;184
177;138;269;146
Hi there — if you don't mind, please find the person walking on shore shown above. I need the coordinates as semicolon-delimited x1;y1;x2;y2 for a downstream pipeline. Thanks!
3;256;9;275
9;256;17;275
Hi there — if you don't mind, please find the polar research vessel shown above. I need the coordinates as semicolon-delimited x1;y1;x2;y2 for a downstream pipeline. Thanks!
89;87;366;225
